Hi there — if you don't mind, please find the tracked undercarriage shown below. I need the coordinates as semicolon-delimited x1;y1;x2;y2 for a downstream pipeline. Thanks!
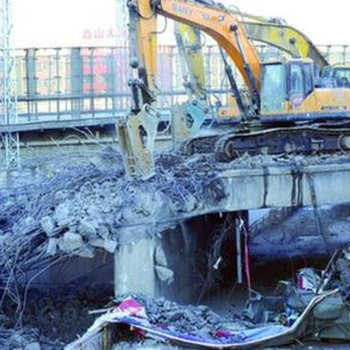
182;120;350;162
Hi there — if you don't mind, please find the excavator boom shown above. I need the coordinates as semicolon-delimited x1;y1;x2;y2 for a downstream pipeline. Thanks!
242;21;329;70
118;0;263;178
118;0;350;179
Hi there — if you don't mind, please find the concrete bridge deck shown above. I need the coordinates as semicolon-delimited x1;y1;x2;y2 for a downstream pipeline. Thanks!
115;158;350;297
220;162;350;211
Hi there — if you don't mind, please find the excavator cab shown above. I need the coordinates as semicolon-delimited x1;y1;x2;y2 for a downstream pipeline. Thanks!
322;65;350;88
261;59;315;114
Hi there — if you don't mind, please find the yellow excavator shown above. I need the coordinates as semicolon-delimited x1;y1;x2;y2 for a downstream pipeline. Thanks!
172;10;350;142
117;0;350;179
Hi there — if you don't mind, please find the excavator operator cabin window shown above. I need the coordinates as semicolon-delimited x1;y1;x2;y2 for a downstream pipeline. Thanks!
334;68;350;87
289;63;305;106
261;63;286;113
304;63;314;95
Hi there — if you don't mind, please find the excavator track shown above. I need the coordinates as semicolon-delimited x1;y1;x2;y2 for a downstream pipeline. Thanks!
183;122;350;161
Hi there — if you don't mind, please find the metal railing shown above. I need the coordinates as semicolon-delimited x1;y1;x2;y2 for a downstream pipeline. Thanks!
1;45;350;125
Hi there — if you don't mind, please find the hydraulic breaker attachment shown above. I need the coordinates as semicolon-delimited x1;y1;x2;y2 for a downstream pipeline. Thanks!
117;105;159;180
171;101;208;145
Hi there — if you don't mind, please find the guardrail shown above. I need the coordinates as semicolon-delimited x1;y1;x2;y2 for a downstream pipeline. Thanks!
1;45;350;125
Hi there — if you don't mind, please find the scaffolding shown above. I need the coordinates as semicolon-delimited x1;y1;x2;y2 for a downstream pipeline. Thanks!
0;0;20;169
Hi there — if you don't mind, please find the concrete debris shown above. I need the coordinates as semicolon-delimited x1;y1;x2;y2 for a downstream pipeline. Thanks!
58;232;84;253
77;245;95;259
2;148;350;266
1;326;64;350
25;342;41;350
46;238;58;256
155;265;174;284
78;219;98;238
154;246;168;267
98;224;110;239
10;332;25;347
54;202;71;227
104;238;118;253
90;238;106;249
1;149;350;350
40;216;56;237
112;339;182;350
68;248;350;350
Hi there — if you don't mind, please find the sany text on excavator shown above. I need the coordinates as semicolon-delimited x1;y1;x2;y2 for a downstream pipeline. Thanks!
117;0;350;179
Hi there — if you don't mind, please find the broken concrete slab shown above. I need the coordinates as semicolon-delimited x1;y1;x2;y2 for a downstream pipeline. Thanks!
40;216;55;237
58;232;84;253
24;342;41;350
98;224;110;239
104;238;118;253
78;219;97;238
54;202;71;227
77;246;95;259
46;238;58;256
90;238;106;249
154;246;168;267
155;265;174;285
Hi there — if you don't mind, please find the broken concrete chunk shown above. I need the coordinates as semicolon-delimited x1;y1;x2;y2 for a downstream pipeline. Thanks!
10;332;24;347
90;238;105;249
54;202;71;227
25;343;41;350
24;216;36;227
77;246;95;259
58;232;84;253
155;246;168;267
155;265;174;285
184;194;198;212
53;190;67;205
98;224;109;239
78;219;97;238
86;204;100;217
15;216;36;235
46;238;58;256
104;238;118;253
40;216;55;237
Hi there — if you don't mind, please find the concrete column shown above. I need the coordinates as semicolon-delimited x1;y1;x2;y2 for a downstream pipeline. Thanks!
70;48;83;118
114;237;156;297
25;48;38;120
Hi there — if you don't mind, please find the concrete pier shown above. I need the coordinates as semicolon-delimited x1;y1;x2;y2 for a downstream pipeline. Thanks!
114;237;157;297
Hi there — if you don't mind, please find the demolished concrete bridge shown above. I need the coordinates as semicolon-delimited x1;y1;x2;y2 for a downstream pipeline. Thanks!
114;157;350;298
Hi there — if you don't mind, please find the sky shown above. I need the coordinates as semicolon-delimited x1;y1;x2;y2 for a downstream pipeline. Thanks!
12;0;350;48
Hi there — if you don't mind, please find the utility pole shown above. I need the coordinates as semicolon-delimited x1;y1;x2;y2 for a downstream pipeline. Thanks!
0;0;20;169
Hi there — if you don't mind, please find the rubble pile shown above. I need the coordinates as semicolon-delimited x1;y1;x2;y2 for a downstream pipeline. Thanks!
1;148;349;280
35;152;224;258
0;284;112;349
0;327;65;350
0;147;350;349
122;294;243;338
0;149;224;331
69;248;350;350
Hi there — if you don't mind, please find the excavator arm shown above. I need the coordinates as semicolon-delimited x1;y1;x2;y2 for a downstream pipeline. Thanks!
117;0;262;179
155;0;260;94
242;21;329;71
171;22;211;145
174;22;207;101
171;12;331;143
